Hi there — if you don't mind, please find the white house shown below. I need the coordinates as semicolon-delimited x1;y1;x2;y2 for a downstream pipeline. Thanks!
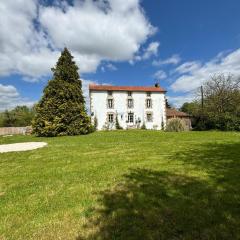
89;84;167;130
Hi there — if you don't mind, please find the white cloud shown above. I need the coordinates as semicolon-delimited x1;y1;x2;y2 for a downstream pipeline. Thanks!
0;0;156;80
0;84;34;111
167;93;195;108
142;41;160;59
153;54;181;66
153;70;167;80
130;41;160;64
171;48;240;92
175;61;201;74
0;79;99;111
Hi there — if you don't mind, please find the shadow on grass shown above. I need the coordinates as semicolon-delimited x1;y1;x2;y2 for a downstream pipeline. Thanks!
77;143;240;240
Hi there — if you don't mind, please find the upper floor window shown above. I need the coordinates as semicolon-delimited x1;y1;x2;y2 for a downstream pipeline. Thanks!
108;91;113;96
107;99;113;109
146;113;153;122
146;99;152;108
108;113;114;123
128;113;134;123
147;92;151;97
127;99;134;108
128;91;132;97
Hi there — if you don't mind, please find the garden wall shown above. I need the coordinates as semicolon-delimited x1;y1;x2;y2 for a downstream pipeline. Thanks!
0;126;32;136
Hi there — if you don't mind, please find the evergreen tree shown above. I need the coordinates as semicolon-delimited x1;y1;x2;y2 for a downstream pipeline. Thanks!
94;116;98;131
141;121;146;130
115;115;122;130
32;48;91;136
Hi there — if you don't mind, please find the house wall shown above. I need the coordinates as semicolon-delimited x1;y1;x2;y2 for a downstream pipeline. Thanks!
90;90;166;130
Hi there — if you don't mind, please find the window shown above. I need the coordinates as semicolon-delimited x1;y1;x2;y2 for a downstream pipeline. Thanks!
108;91;113;96
108;113;114;123
146;99;152;108
128;113;134;123
127;99;134;108
107;99;113;108
147;92;151;97
146;113;153;122
128;91;132;97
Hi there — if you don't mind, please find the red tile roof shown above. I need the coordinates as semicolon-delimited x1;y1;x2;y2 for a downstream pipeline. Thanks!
89;84;166;93
166;108;190;118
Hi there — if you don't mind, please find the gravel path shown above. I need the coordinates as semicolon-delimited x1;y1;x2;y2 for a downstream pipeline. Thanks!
0;142;47;153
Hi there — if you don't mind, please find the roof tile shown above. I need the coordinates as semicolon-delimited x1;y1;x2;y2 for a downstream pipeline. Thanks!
89;84;166;93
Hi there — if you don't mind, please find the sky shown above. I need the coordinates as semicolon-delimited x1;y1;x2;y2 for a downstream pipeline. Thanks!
1;0;240;111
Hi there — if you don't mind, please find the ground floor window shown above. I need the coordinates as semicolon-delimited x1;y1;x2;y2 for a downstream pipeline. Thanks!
128;113;134;123
108;113;114;123
146;113;153;122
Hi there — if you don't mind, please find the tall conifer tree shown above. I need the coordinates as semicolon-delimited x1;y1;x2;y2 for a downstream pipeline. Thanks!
33;48;91;136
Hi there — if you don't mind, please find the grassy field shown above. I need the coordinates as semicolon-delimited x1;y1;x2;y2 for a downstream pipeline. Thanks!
0;131;240;240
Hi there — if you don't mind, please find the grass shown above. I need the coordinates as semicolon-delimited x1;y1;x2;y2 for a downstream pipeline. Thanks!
0;130;240;240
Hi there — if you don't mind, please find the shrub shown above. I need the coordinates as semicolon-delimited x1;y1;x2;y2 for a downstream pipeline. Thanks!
141;122;146;130
115;115;123;130
94;116;98;131
165;118;187;132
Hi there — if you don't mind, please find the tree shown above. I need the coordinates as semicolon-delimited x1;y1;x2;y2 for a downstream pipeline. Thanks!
180;102;199;116
0;106;35;127
165;98;171;109
32;48;91;136
115;115;122;130
180;74;240;131
1;110;16;127
94;116;98;131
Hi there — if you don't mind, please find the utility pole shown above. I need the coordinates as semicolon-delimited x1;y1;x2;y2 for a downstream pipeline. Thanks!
201;85;204;111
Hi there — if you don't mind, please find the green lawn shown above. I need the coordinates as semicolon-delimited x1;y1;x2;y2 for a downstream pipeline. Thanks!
0;131;240;240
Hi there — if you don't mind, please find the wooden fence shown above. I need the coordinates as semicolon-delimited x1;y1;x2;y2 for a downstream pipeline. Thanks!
0;126;32;136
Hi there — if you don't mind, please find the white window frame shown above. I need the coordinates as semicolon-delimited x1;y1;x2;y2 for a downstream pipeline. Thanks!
107;99;113;109
108;113;114;123
146;99;152;108
128;113;134;123
146;113;153;122
127;99;134;108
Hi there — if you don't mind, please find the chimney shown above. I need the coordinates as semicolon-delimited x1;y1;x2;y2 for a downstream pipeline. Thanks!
155;82;159;88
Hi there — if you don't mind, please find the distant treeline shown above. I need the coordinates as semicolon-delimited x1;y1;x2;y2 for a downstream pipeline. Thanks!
0;106;35;127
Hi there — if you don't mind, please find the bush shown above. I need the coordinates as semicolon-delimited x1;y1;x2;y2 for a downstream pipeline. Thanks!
94;116;98;131
165;118;187;132
141;122;146;130
115;115;123;130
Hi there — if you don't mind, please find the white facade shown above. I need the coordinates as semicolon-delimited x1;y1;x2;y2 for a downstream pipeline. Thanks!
89;86;167;130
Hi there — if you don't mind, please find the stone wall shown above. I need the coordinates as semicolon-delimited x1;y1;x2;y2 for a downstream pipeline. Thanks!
0;126;32;136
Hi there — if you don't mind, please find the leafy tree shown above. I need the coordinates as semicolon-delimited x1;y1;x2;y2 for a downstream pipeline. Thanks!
32;48;91;136
1;110;16;127
180;74;240;131
0;106;35;127
180;102;200;116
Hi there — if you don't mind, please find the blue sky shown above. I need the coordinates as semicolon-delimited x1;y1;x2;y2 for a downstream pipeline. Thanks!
1;0;240;111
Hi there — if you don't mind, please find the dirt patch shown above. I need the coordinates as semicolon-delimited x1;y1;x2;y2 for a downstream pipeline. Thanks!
0;142;47;153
